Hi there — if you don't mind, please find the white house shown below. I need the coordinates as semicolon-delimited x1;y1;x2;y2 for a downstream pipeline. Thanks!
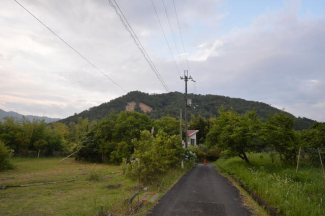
185;130;199;147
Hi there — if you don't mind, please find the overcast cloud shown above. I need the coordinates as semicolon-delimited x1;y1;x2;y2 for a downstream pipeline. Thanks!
0;0;324;121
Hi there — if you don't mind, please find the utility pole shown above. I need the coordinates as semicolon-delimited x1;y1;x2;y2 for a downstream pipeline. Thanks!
180;70;195;148
179;108;182;142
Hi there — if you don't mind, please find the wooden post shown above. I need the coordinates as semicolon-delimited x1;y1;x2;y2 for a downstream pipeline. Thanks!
318;148;325;178
296;146;301;173
59;148;82;163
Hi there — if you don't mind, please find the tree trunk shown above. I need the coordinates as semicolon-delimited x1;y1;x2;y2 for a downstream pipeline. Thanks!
238;150;250;164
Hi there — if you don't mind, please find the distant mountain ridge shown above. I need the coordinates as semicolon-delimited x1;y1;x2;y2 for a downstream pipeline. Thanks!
0;109;61;123
59;91;315;130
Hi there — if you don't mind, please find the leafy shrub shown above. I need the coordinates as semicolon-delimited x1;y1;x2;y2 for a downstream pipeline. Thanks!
207;148;220;161
188;145;199;154
126;130;182;184
196;151;207;162
183;148;197;162
87;170;103;182
0;140;14;171
219;149;235;159
198;144;208;153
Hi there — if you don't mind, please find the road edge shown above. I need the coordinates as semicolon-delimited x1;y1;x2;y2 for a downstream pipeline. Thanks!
214;165;270;216
144;164;197;215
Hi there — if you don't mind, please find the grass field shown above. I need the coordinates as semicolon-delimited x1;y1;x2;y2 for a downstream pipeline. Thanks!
215;153;325;216
0;157;189;216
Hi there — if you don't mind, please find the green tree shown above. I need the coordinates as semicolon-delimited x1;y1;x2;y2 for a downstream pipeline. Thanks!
128;130;182;183
0;140;14;171
154;116;180;136
206;109;262;164
189;114;209;144
112;111;153;142
110;141;133;164
262;112;298;164
0;117;22;153
95;113;118;162
76;129;101;162
50;122;70;152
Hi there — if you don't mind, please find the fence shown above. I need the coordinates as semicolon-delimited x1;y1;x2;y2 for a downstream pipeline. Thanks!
14;151;67;158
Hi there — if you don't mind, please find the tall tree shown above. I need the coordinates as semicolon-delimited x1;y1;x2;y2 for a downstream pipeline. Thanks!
154;116;180;136
189;114;209;144
206;109;262;164
262;112;298;164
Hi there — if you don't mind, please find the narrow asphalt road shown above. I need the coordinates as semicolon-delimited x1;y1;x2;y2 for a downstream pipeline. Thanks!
147;164;252;216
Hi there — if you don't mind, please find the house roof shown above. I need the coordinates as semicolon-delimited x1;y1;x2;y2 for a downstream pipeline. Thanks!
187;130;199;137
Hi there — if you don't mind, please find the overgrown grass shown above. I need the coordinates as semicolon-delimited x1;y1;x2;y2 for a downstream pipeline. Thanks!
0;157;191;215
215;153;325;216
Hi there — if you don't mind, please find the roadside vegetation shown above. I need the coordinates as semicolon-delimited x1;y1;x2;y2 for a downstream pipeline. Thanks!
0;140;13;171
216;153;325;216
205;108;325;215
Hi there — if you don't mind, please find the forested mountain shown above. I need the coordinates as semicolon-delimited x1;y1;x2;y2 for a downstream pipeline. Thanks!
59;91;315;130
0;109;60;123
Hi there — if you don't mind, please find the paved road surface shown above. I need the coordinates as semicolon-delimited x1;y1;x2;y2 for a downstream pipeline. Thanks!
147;164;252;216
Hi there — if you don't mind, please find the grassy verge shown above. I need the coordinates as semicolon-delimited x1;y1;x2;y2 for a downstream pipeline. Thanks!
215;153;325;216
214;166;269;216
0;158;191;216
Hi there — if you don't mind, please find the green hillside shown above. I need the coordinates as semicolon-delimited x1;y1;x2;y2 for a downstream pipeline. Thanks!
59;91;315;130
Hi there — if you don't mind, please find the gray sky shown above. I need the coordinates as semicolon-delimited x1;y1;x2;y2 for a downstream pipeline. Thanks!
0;0;324;121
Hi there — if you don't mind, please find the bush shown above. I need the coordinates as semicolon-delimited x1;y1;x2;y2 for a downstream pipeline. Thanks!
198;144;208;153
0;140;14;171
188;145;199;154
196;151;207;162
127;131;183;184
207;148;220;161
87;170;103;182
183;148;197;162
219;149;235;159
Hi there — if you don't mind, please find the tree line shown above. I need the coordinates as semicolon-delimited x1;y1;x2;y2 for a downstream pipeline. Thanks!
1;108;324;172
200;108;324;165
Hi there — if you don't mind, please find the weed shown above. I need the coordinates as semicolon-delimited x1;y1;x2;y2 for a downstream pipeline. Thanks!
87;170;103;182
215;153;325;216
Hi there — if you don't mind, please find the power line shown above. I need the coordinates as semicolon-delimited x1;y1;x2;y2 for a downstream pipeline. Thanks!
161;0;186;71
151;0;181;76
109;0;170;92
14;0;127;93
172;0;191;74
110;0;169;92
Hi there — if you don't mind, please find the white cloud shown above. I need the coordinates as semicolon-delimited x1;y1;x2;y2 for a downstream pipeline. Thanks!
188;2;325;121
191;40;223;61
0;0;324;122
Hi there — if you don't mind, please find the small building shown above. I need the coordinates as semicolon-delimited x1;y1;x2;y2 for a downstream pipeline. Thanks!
185;130;199;147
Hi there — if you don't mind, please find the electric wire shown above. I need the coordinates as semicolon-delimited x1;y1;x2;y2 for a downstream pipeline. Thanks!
172;0;191;74
151;0;181;76
161;0;186;71
109;0;170;92
193;81;197;94
14;0;127;93
110;0;169;92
